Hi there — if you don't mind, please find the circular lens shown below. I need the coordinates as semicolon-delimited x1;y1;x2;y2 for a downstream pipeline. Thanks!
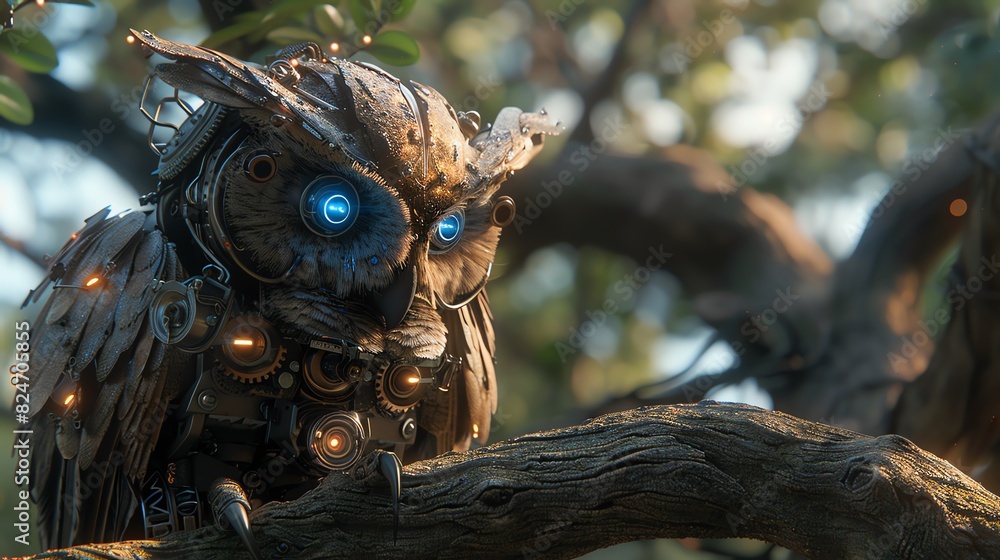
431;209;465;252
302;349;359;400
300;176;360;237
322;194;351;225
376;364;431;413
227;327;267;362
389;365;422;399
243;151;277;182
491;196;516;227
305;411;366;472
319;427;350;460
216;315;284;383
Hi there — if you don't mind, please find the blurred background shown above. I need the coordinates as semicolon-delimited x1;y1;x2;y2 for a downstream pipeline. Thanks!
2;0;998;557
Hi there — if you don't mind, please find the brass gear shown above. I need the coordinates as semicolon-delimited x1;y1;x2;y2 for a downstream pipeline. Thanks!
374;371;408;415
374;364;427;415
221;344;287;384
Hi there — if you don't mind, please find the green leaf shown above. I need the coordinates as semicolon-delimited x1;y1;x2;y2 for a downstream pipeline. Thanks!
365;30;419;66
0;28;57;73
314;4;344;37
266;26;325;47
348;0;376;36
263;0;328;19
201;18;260;49
42;0;96;6
0;75;32;124
386;0;416;22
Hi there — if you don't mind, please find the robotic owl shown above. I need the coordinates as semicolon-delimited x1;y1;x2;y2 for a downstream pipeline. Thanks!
22;29;558;555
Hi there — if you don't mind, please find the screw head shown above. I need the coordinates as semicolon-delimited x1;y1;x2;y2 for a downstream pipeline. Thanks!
243;471;263;489
401;418;417;439
198;390;218;411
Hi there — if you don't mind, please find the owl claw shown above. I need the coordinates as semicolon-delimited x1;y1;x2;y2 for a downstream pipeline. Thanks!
209;478;262;560
379;451;403;543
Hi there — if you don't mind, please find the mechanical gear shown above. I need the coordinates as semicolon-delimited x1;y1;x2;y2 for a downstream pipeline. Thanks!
220;344;287;384
374;364;430;415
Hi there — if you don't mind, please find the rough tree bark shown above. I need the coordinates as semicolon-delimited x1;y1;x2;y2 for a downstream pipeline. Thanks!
18;403;1000;560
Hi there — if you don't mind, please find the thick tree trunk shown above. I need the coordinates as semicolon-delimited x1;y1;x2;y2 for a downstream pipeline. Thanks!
21;403;1000;560
894;115;1000;490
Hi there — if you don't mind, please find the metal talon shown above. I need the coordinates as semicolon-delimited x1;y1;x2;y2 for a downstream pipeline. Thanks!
209;478;262;560
379;451;403;543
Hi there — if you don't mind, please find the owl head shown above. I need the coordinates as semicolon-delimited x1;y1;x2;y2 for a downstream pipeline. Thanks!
132;29;558;359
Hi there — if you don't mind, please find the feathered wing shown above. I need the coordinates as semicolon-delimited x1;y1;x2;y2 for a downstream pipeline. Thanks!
412;292;497;456
25;208;180;548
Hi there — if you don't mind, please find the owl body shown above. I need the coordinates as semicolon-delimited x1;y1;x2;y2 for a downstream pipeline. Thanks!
23;30;557;549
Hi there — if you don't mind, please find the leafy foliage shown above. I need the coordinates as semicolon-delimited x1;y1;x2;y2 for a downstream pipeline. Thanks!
0;73;31;123
203;0;421;66
0;0;90;124
0;28;57;73
366;29;419;65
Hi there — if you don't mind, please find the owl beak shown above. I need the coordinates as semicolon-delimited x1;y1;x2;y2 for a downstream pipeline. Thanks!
364;262;417;329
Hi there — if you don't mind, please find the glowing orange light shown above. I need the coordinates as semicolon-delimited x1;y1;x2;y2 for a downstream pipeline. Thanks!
361;35;372;45
950;198;968;217
290;58;299;67
406;376;420;385
328;436;342;449
472;423;480;438
35;0;45;6
85;276;100;287
126;35;136;45
233;338;255;347
70;233;78;239
330;42;340;53
63;394;75;406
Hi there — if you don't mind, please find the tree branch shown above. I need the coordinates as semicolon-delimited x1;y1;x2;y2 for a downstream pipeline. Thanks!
24;403;1000;560
894;114;1000;490
0;231;47;269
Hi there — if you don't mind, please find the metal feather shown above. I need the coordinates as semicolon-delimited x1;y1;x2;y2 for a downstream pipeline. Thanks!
73;237;140;377
45;212;144;327
95;229;165;378
55;414;80;460
78;358;128;469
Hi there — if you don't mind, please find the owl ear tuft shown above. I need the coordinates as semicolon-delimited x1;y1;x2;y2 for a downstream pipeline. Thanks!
129;29;274;110
153;62;259;109
470;108;562;194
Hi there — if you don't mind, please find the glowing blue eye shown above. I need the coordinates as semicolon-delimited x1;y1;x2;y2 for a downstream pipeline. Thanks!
323;195;351;225
300;176;360;237
431;209;464;252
